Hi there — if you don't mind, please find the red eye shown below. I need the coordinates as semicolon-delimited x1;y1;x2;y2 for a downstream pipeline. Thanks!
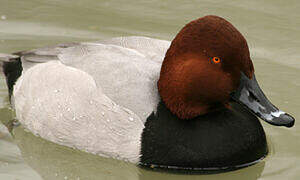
212;57;221;64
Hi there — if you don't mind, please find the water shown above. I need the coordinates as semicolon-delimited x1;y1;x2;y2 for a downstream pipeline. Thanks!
0;0;299;179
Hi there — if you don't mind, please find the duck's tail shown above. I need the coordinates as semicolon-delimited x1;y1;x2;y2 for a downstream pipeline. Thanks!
0;53;19;72
0;53;22;99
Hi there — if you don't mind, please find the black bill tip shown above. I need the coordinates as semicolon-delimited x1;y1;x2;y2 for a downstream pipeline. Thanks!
274;113;295;128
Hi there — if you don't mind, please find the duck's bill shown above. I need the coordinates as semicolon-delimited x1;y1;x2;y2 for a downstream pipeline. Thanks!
230;73;295;128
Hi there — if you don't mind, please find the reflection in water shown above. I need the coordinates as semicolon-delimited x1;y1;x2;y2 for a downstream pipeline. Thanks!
14;125;139;180
8;114;264;180
139;162;265;180
0;107;42;180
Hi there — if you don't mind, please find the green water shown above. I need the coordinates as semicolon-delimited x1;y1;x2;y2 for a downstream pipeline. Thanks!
0;0;299;179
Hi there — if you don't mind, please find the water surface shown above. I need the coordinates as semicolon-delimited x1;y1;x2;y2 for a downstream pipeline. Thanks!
0;0;299;179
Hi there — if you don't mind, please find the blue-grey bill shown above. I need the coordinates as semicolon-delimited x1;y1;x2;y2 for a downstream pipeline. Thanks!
231;73;295;128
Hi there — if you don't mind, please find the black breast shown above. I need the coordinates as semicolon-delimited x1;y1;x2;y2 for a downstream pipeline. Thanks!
140;101;267;171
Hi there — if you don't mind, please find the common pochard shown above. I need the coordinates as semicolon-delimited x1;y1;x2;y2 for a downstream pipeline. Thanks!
0;15;295;172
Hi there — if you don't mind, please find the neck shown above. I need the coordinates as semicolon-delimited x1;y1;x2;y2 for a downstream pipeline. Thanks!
158;53;206;119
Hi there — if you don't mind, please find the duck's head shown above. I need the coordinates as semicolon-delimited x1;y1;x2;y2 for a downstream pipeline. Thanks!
158;15;294;127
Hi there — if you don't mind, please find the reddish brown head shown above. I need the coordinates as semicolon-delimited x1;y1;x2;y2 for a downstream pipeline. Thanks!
158;15;254;119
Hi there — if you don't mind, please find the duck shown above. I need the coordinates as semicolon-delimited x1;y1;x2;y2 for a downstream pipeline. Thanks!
0;15;295;171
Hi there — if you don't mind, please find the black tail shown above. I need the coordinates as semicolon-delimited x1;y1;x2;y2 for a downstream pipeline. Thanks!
1;55;22;99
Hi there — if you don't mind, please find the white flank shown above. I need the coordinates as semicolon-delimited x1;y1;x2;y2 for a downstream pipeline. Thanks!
12;36;171;163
